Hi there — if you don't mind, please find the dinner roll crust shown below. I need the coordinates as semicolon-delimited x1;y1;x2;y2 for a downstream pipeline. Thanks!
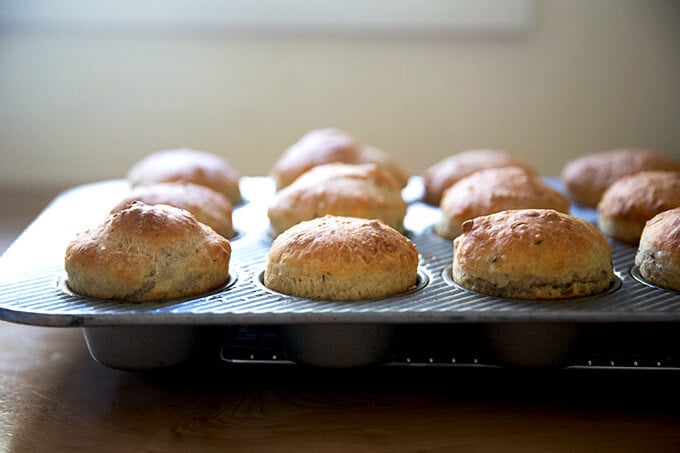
270;129;409;190
435;167;570;240
267;163;407;236
127;148;242;205
561;149;680;207
264;216;419;301
422;149;535;206
452;209;614;299
597;171;680;243
358;145;410;188
635;208;680;291
270;129;362;189
112;182;236;238
65;201;231;302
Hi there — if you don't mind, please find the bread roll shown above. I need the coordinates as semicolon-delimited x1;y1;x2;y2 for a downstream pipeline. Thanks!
561;148;680;207
265;215;418;300
358;145;410;188
635;208;680;291
422;149;535;206
267;163;406;236
112;182;236;238
127;148;242;205
270;129;362;189
270;128;409;189
65;201;231;302
597;171;680;243
452;209;613;299
436;167;570;240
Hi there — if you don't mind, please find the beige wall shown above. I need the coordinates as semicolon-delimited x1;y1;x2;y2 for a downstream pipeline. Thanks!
1;0;679;189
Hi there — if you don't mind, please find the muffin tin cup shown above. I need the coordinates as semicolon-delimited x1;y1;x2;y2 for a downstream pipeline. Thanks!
83;326;202;370
2;177;680;371
282;324;395;368
482;322;582;368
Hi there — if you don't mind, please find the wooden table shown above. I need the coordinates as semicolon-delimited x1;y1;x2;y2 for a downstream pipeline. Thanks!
2;321;680;452
2;190;680;452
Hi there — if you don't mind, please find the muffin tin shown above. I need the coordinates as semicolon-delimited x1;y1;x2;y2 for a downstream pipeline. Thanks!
1;177;679;370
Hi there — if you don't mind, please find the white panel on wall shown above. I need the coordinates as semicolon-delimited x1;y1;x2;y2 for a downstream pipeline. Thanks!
0;0;534;34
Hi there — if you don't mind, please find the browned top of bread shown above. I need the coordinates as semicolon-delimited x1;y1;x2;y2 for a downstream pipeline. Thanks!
65;201;231;302
270;129;362;189
112;182;236;238
270;128;409;189
264;215;418;300
357;145;410;188
560;148;680;207
638;208;680;253
267;163;406;236
452;209;613;299
127;148;242;204
436;167;570;240
635;208;680;291
422;149;535;206
598;171;680;224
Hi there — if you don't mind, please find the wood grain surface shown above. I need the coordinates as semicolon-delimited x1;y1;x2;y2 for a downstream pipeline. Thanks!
2;321;680;452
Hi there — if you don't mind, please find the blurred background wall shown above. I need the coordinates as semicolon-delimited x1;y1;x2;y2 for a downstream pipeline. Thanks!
1;0;679;190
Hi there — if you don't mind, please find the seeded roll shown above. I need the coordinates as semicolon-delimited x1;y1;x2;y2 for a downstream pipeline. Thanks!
65;201;231;302
597;171;680;243
265;215;418;301
452;209;613;299
635;208;680;291
268;163;406;236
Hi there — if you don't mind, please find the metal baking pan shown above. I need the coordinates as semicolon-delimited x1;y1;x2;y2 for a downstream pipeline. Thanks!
1;177;679;370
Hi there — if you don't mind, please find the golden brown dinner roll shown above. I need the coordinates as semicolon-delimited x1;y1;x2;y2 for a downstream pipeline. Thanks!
270;128;409;189
65;201;231;302
422;149;535;206
267;163;407;236
270;129;362;189
265;215;419;301
111;182;236;238
127;148;242;204
560;148;680;207
452;209;613;299
635;208;680;291
597;171;680;243
435;167;570;240
358;145;410;188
